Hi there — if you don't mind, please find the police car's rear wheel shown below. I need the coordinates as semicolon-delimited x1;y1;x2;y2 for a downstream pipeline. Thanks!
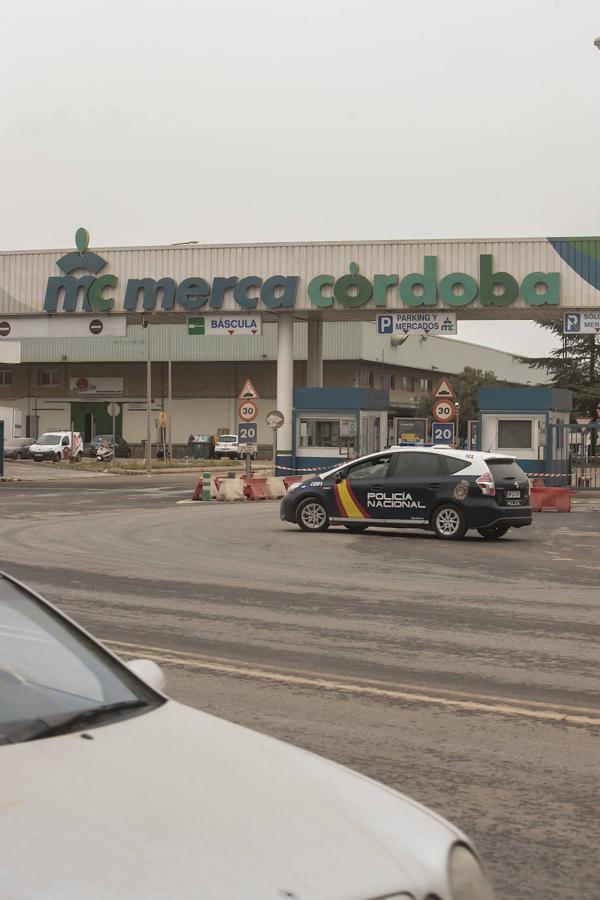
343;523;368;532
296;498;329;532
477;525;510;540
432;504;467;540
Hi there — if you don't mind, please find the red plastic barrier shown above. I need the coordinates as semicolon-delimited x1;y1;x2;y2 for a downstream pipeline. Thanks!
191;478;202;501
243;477;269;500
530;486;575;512
283;476;302;490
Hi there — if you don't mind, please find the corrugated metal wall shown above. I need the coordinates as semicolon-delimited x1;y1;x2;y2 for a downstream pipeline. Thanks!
20;322;362;363
18;322;543;384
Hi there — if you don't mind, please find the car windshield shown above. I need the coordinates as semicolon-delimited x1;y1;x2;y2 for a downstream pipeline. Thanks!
219;436;237;443
36;434;61;445
94;435;112;442
0;576;160;745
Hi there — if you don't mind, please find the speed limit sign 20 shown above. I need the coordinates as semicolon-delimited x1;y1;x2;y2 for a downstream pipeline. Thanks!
238;399;258;422
432;399;456;422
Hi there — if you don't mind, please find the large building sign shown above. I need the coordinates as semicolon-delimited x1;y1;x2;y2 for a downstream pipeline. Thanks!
42;243;560;313
2;230;600;319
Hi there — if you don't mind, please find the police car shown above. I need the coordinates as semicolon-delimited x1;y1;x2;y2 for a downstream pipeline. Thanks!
280;446;532;540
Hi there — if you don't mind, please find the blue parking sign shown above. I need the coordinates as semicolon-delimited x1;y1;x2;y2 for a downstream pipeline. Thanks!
376;315;394;335
432;422;455;445
238;422;257;444
564;313;581;333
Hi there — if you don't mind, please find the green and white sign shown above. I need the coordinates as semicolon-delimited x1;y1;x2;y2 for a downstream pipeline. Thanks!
188;315;262;336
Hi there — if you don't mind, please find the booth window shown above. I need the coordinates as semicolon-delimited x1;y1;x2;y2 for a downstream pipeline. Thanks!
0;370;13;385
497;419;533;449
299;418;341;448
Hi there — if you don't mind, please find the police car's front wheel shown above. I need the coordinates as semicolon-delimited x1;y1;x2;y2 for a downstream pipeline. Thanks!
431;504;467;540
296;498;330;532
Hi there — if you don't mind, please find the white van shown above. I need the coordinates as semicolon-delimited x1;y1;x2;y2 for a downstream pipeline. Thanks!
29;431;84;463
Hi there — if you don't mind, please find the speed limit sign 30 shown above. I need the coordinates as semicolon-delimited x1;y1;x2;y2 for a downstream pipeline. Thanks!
432;399;456;422
238;399;258;422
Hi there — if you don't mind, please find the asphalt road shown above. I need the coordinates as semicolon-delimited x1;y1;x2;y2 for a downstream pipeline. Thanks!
1;474;599;900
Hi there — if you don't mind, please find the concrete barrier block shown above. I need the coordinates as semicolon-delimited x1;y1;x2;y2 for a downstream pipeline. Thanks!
217;478;246;501
266;477;286;499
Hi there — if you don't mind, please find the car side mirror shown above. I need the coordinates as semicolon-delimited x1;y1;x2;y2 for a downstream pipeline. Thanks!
127;658;166;692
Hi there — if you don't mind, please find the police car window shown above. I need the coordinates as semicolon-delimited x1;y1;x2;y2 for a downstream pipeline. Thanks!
486;459;526;480
391;452;444;477
444;456;470;474
346;455;392;481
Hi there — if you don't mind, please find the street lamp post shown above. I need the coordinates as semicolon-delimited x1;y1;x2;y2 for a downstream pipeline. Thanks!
142;318;152;476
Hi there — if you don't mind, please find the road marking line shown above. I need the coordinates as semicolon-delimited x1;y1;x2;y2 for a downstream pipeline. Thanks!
104;639;600;728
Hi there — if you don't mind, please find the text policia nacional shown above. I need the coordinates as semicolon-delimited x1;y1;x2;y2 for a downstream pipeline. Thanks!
44;257;560;314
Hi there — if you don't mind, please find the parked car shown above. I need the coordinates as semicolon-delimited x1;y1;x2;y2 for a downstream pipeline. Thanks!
215;434;256;459
0;571;495;899
29;431;84;462
2;437;34;460
87;434;132;458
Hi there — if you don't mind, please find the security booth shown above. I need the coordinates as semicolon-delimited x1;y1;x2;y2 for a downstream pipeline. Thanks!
292;388;388;473
477;387;573;484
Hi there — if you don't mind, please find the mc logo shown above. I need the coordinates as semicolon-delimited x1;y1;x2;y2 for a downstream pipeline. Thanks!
43;228;117;313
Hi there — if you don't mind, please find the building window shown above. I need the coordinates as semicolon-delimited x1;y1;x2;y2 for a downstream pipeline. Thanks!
497;419;533;449
37;368;62;387
0;370;13;386
419;377;432;392
400;375;415;392
381;371;393;390
358;369;374;388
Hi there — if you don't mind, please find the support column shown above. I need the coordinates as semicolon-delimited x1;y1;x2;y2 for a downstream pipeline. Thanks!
276;314;294;473
306;318;323;387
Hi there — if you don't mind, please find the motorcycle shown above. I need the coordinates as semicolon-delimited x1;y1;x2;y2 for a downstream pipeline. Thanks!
96;441;114;462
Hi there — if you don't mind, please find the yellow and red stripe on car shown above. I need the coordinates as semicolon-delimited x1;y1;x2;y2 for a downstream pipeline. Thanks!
333;480;367;519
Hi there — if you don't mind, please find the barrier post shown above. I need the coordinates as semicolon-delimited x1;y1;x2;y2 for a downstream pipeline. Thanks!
202;471;211;501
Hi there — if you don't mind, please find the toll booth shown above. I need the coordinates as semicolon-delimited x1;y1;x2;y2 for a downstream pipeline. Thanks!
292;388;388;472
477;387;573;482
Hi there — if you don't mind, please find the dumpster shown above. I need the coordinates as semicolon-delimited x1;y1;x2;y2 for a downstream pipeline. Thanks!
187;434;215;459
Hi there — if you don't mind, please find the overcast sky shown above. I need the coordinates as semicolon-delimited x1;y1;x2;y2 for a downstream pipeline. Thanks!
2;0;599;357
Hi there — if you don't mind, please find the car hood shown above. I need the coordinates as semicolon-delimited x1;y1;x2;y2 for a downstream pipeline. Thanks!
0;701;461;899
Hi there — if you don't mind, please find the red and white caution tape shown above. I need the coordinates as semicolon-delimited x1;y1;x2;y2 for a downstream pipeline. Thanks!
274;464;332;473
527;473;570;478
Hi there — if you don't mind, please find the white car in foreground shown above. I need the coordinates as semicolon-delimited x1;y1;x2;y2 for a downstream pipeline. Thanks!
0;572;494;899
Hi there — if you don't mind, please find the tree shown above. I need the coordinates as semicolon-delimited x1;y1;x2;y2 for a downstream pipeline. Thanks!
416;367;505;442
522;322;600;417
